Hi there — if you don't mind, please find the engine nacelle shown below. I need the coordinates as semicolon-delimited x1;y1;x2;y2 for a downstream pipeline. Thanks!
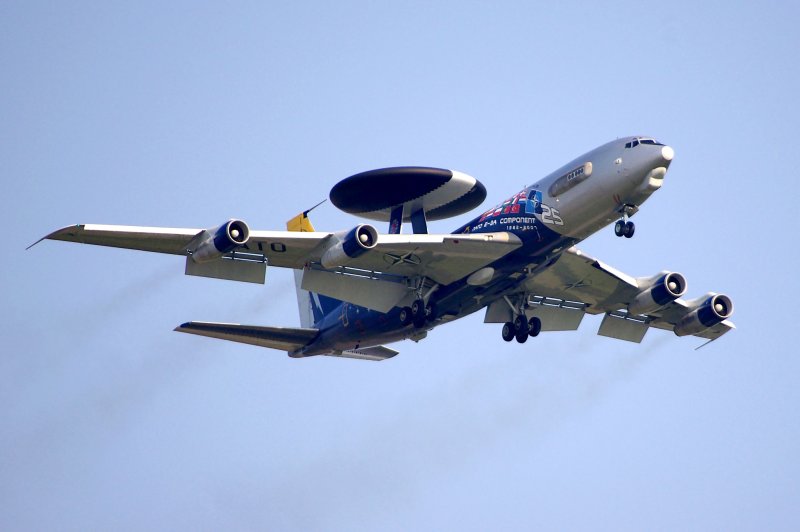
191;219;250;263
320;224;378;269
673;293;734;337
628;272;687;315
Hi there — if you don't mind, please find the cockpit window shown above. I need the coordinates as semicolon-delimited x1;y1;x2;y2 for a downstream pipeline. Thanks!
625;137;664;148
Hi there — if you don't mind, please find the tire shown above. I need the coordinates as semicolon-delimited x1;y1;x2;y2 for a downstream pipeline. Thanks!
425;302;437;322
514;315;529;334
502;322;515;342
411;299;427;328
623;221;635;238
399;307;412;326
528;317;542;337
515;329;528;343
614;220;624;237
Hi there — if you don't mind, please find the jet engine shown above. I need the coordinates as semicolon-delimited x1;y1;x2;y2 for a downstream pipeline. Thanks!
191;219;250;263
320;224;379;269
673;293;734;337
628;272;687;315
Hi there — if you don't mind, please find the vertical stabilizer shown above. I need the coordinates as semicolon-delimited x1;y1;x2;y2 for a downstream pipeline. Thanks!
287;207;344;327
293;269;316;328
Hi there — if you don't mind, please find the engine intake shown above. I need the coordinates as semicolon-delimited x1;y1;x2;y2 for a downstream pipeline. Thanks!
191;219;250;263
628;272;687;315
320;224;378;269
673;293;734;337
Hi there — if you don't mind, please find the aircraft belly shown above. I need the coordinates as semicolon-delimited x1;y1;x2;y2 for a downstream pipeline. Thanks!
298;303;417;356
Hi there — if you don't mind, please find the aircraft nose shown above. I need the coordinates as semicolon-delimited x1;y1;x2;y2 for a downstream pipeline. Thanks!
661;145;674;164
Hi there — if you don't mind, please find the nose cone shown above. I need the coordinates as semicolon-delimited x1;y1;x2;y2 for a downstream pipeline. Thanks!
661;145;675;164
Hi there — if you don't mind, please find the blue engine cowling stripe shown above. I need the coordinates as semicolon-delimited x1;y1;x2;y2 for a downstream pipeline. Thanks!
341;226;368;259
697;297;723;327
213;224;237;254
651;274;676;306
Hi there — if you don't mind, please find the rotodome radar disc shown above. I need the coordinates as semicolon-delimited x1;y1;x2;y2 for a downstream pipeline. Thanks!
329;167;487;222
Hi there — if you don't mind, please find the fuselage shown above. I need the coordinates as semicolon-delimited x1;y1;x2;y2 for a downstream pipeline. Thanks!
299;137;674;356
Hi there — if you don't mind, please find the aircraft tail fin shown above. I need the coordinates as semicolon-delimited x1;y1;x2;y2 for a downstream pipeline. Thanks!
287;206;344;328
293;270;346;327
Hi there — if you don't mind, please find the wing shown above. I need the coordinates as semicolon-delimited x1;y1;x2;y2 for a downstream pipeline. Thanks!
34;223;522;287
522;247;641;313
34;224;332;268
335;232;522;285
508;247;735;343
32;224;201;254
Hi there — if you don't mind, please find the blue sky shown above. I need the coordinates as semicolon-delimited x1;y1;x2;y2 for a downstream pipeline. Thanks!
2;2;798;530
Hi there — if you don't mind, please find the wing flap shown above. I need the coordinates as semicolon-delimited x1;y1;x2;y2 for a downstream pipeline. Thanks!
184;255;266;284
300;267;409;312
597;313;649;343
174;321;319;352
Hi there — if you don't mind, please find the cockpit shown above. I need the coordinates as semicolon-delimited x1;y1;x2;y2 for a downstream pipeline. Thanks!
625;137;665;149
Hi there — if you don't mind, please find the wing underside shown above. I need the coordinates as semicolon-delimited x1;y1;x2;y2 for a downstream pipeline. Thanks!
489;246;736;344
35;224;522;285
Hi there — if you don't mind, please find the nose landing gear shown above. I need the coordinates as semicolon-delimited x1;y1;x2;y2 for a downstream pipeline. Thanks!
614;219;635;238
614;204;637;238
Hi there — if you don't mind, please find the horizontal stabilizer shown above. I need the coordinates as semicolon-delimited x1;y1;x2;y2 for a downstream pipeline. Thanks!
175;321;318;352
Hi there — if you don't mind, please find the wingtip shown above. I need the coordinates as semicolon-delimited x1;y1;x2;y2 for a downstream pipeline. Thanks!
26;224;85;250
25;237;46;251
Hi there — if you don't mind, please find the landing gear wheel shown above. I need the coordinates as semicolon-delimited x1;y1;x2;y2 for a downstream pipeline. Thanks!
502;322;515;342
515;329;529;343
399;306;412;326
623;221;635;238
614;220;625;237
514;315;529;335
411;299;427;328
528;317;542;337
425;302;437;323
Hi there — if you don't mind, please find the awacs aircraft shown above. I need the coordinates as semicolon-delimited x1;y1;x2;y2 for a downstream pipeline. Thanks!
32;137;734;361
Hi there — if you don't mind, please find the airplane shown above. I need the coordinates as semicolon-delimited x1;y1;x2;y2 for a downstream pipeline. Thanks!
30;136;734;361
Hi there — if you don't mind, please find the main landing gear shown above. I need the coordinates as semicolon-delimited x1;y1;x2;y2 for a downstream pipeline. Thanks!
614;219;635;238
614;204;637;238
399;299;436;328
502;316;542;344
